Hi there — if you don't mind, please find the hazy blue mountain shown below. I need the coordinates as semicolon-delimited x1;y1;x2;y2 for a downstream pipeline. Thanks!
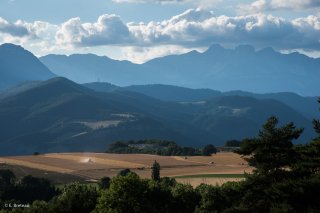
142;44;320;96
83;82;119;93
0;78;314;155
124;84;222;102
0;43;55;90
0;78;217;155
39;54;147;85
0;81;41;100
1;43;317;155
224;91;319;120
84;83;221;102
119;85;316;143
191;95;314;143
41;44;320;96
84;83;318;121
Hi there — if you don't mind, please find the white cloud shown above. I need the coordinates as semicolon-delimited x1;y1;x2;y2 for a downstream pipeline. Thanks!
0;17;30;37
56;14;133;47
0;17;59;49
126;9;320;50
1;8;320;60
238;0;268;14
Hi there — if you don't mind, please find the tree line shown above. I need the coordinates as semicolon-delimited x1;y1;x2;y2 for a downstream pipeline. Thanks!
106;139;217;156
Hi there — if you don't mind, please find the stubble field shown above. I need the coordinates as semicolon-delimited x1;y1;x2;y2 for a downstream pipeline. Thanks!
0;152;252;186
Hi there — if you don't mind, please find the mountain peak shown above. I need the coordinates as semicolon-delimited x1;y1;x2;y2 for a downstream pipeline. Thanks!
0;43;55;91
0;43;28;54
44;76;72;84
39;77;87;91
0;43;23;48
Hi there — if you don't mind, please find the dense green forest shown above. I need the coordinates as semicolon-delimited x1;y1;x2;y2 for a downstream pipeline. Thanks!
1;100;320;212
106;140;217;156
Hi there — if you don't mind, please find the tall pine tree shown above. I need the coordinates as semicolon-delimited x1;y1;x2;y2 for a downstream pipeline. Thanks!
151;160;160;181
237;116;303;174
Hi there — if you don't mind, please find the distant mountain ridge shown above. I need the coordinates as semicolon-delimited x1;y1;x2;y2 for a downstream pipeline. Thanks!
0;43;55;90
39;54;138;85
0;44;318;155
41;44;320;96
84;82;319;121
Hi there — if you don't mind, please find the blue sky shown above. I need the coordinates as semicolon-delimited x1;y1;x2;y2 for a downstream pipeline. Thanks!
0;0;319;63
0;0;190;23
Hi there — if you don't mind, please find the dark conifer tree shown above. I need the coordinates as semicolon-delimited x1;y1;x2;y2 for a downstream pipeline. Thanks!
236;116;303;174
151;160;161;181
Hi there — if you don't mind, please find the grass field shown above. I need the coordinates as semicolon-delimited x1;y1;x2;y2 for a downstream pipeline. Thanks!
173;173;246;187
0;152;252;186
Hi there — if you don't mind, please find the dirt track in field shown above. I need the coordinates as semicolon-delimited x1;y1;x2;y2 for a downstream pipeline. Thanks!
0;152;252;186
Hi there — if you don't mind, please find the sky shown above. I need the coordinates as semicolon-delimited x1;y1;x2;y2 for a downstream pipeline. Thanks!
0;0;319;63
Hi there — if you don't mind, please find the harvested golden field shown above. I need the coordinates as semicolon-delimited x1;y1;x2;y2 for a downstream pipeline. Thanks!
0;152;252;185
176;178;244;187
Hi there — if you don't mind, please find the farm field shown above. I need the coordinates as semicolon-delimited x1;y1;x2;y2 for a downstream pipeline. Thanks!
0;152;252;186
176;177;245;187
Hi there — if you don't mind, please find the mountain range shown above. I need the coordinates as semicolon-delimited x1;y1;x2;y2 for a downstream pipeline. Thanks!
0;77;316;155
0;43;318;155
85;83;319;121
40;44;320;96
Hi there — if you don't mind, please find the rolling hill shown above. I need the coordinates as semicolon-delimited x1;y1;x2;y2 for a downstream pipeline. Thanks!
0;78;315;155
190;95;314;143
0;78;195;155
84;82;319;121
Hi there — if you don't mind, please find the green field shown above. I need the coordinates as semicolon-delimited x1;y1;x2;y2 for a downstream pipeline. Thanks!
173;174;245;179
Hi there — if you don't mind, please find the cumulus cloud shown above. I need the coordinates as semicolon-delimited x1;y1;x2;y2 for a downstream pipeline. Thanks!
0;17;58;41
125;8;320;50
56;14;133;47
1;8;320;59
50;8;320;52
0;17;30;37
238;0;269;14
127;9;218;46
